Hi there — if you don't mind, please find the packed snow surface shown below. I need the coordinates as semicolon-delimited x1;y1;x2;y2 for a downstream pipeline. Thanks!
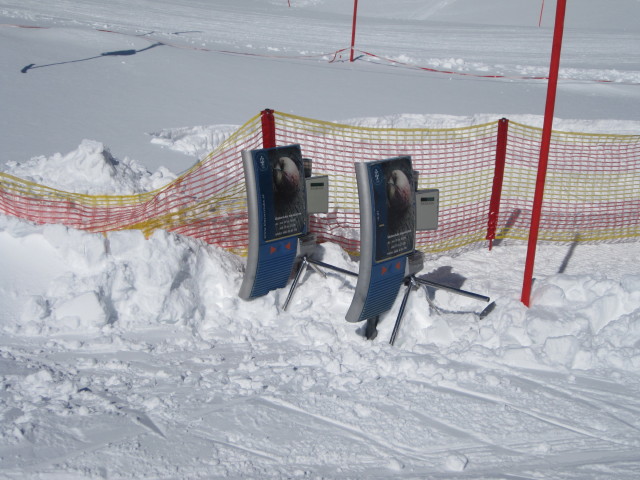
1;1;640;478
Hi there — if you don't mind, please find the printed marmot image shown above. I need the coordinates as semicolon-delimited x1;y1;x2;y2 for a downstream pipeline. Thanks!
269;147;306;237
387;168;412;213
273;156;301;198
383;160;414;234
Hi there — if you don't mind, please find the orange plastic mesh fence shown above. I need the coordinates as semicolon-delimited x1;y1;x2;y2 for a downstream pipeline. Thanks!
1;111;639;258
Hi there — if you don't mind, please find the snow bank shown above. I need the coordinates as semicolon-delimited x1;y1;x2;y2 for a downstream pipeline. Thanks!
2;211;639;374
149;125;240;162
152;117;640;163
2;140;175;194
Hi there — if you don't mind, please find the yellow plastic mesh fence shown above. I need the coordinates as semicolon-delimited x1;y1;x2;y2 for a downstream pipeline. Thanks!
271;111;500;256
1;110;639;258
0;113;263;256
500;122;640;244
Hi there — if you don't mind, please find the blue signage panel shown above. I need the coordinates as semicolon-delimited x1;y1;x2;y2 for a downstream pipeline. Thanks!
239;145;307;300
346;156;416;323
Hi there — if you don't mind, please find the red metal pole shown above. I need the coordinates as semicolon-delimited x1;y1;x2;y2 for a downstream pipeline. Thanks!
350;0;359;62
521;0;567;306
486;118;509;250
261;109;276;149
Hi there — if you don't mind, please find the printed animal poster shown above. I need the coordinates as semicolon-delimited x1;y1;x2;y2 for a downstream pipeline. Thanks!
253;144;307;241
368;156;415;262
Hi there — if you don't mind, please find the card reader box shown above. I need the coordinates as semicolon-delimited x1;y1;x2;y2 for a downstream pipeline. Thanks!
416;189;439;231
306;175;329;214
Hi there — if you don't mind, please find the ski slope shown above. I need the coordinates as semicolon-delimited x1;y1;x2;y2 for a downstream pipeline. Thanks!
1;1;640;478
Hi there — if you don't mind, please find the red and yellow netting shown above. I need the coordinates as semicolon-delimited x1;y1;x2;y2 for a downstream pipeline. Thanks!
501;122;640;244
1;111;639;258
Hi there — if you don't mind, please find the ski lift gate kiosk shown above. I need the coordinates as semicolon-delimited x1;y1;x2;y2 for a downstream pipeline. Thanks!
239;144;348;303
239;144;309;300
346;156;492;344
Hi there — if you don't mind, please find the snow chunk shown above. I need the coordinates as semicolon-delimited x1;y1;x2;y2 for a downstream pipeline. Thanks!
444;453;469;471
543;335;581;368
53;291;109;331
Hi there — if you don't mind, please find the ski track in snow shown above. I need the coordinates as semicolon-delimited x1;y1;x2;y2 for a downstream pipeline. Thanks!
3;312;640;477
2;0;639;84
2;209;640;477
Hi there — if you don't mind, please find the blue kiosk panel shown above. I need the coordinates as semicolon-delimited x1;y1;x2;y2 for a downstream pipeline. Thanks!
239;145;307;300
346;156;416;323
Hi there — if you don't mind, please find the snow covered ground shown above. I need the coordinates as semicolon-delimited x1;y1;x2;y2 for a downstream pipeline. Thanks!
1;1;640;478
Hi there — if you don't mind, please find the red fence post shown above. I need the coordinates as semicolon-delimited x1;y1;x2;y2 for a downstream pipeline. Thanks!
261;109;276;149
350;0;359;62
486;118;509;250
521;0;567;307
